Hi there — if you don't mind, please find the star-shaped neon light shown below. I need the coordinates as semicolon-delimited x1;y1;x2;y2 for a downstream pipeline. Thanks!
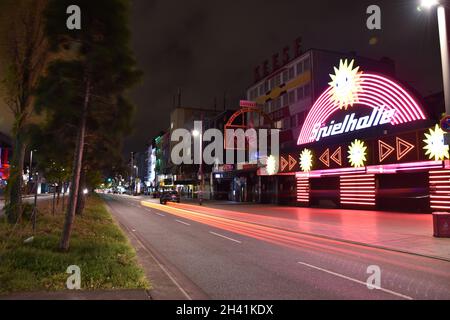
329;59;363;110
423;124;450;161
299;149;313;172
348;139;367;168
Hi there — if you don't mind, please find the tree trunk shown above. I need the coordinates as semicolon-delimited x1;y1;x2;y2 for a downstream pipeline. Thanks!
62;182;66;211
52;184;56;216
56;180;61;206
59;76;90;251
6;133;26;224
75;168;86;216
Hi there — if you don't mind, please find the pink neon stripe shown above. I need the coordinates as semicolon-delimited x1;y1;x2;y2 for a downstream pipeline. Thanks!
297;73;426;146
357;95;402;124
360;85;412;122
341;201;375;206
357;95;403;124
304;98;336;144
396;166;442;172
364;74;425;119
299;90;337;145
359;84;410;122
431;205;450;209
361;81;415;122
298;87;333;145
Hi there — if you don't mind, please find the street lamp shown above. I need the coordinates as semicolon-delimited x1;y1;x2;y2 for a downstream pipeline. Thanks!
419;0;450;115
192;129;203;205
133;165;139;195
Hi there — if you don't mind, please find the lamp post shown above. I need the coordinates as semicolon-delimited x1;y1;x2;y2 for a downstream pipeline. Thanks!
29;149;36;187
134;165;139;195
420;0;450;115
192;129;203;205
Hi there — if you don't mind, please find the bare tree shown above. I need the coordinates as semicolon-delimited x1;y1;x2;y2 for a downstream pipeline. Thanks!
0;0;50;223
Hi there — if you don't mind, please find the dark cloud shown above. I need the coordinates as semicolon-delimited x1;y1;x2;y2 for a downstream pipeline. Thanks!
126;0;443;153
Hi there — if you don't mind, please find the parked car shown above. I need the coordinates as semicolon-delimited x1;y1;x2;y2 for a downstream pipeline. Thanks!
152;191;160;198
160;190;180;204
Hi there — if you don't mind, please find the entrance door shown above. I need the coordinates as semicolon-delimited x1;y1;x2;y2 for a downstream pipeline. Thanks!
377;172;429;212
309;177;339;208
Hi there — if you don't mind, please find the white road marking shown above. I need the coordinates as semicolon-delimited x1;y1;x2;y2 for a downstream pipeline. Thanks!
146;208;165;217
175;219;191;226
297;261;413;300
209;231;242;244
104;200;192;300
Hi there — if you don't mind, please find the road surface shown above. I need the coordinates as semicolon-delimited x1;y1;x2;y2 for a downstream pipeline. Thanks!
103;194;450;300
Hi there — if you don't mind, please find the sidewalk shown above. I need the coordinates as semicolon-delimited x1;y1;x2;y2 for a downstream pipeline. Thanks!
0;290;151;300
0;194;53;216
147;197;450;261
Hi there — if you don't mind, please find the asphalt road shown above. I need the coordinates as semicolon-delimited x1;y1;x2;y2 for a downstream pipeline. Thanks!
103;194;450;300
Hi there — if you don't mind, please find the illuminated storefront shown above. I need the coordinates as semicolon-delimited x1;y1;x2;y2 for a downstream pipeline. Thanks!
269;59;449;212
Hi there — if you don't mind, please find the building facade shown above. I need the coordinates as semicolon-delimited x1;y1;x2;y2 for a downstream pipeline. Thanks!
261;57;446;213
246;49;397;205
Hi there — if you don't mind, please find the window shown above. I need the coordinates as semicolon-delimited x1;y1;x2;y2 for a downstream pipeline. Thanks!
275;120;282;129
281;93;288;107
269;78;275;90
259;84;265;96
304;84;311;97
288;91;296;104
297;87;304;100
304;57;311;71
283;118;290;130
264;81;269;93
296;62;303;75
282;70;288;83
288;67;295;80
297;111;305;126
274;74;281;87
291;114;297;128
274;96;281;109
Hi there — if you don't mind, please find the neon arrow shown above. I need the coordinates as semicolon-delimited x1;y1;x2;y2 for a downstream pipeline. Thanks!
330;147;342;166
288;155;298;171
280;156;289;172
378;140;395;162
396;137;415;160
319;149;330;167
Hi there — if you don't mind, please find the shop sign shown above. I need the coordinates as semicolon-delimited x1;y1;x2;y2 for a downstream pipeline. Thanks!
297;59;427;146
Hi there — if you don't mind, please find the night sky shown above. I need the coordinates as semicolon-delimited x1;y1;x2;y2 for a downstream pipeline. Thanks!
126;0;444;153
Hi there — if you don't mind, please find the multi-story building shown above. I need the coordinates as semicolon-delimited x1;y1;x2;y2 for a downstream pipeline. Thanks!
167;107;221;198
247;49;446;212
247;49;396;151
246;49;397;204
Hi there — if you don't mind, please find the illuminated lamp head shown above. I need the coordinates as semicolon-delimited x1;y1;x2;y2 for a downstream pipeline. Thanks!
348;139;368;168
423;124;450;161
266;155;278;175
328;59;363;110
299;149;313;172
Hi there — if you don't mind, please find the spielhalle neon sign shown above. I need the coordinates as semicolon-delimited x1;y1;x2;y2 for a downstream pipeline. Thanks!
297;59;427;145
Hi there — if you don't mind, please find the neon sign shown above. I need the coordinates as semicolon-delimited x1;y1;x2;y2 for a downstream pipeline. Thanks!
348;139;368;168
299;149;313;172
311;106;395;142
423;124;450;161
297;59;427;146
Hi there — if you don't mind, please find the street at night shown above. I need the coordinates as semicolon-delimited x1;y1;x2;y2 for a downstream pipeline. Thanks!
1;0;450;317
104;194;450;300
